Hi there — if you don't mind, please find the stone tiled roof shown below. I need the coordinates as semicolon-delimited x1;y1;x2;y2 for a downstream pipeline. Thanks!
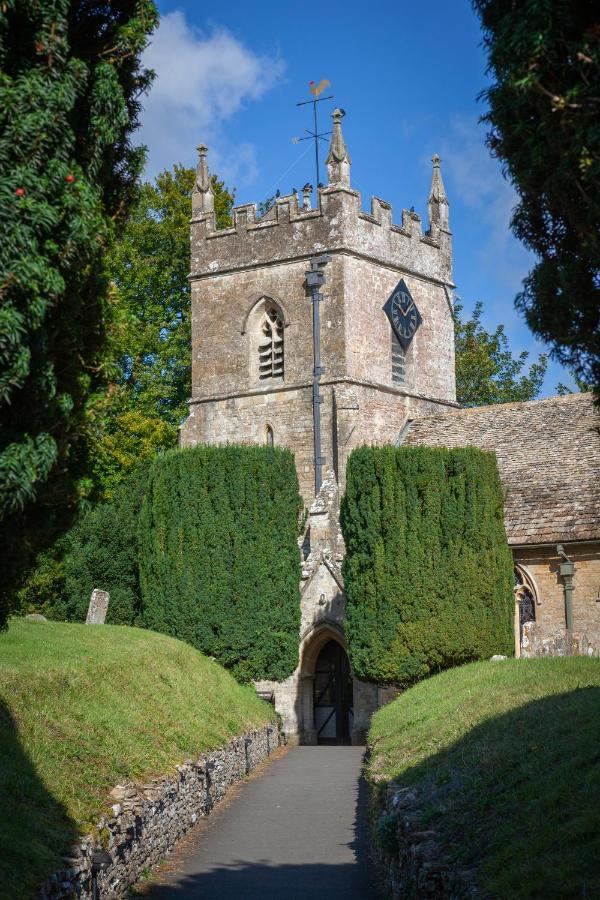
404;393;600;546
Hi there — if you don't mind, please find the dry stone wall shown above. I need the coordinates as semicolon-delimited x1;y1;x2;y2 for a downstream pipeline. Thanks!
372;784;480;899
41;725;278;899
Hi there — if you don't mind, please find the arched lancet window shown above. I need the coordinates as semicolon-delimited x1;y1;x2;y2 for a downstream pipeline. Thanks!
391;331;405;385
514;565;537;645
258;304;284;380
266;424;274;446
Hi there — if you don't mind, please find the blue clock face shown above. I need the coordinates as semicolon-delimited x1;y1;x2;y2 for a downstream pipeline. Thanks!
383;279;422;349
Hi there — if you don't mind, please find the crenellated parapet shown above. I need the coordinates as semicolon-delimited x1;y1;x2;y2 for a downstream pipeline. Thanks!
190;113;453;286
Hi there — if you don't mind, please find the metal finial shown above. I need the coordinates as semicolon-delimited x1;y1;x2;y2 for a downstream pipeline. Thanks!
432;153;441;167
296;82;334;190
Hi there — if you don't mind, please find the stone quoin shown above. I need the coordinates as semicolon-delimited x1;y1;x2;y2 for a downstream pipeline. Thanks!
180;109;600;744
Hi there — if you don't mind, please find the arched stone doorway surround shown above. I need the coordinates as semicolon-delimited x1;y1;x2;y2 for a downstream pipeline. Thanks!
297;621;377;745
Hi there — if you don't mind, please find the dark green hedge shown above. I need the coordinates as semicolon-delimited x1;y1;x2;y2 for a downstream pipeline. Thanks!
48;445;302;682
51;466;147;625
340;445;514;684
138;445;302;682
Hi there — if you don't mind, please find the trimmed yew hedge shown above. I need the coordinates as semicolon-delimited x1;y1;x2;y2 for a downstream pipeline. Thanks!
53;445;302;682
138;445;302;682
340;445;514;684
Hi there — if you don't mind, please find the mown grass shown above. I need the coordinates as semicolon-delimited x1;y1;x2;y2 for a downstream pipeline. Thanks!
0;619;276;899
368;657;600;899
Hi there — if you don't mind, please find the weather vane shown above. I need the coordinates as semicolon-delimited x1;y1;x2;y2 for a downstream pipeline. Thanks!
293;79;334;189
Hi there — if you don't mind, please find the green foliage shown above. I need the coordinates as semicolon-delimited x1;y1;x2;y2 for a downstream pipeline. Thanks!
49;446;302;682
13;548;66;619
138;445;302;682
556;370;593;396
368;657;600;898
341;445;514;684
256;194;276;217
455;301;547;407
0;0;158;623
8;165;234;613
0;619;275;899
52;467;148;625
87;165;234;497
473;0;600;394
105;166;234;426
88;403;176;501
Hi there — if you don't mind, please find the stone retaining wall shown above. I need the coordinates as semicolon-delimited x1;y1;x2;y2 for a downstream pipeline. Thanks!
371;784;479;899
41;724;278;899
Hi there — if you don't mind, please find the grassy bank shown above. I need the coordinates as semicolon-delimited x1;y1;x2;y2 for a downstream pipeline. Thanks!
368;657;600;899
0;619;276;898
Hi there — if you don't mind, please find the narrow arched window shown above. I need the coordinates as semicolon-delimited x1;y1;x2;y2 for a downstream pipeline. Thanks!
391;331;405;385
514;566;537;644
266;425;274;446
258;305;284;380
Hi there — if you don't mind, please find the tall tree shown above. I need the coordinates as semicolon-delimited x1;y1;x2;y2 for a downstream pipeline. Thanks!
91;165;234;496
0;1;158;621
473;0;599;394
12;165;234;613
455;301;547;407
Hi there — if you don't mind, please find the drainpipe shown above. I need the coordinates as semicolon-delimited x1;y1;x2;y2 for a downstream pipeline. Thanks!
557;544;575;631
305;254;331;495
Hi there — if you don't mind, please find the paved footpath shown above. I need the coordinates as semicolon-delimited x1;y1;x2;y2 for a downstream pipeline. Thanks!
141;746;378;899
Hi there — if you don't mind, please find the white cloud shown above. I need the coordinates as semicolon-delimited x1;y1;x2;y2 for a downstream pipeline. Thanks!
441;116;532;295
440;117;574;394
139;11;285;180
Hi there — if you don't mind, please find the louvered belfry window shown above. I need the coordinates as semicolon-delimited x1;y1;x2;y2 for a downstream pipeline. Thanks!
258;306;284;380
391;331;405;385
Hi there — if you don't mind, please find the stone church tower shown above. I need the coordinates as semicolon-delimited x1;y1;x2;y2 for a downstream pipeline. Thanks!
180;110;458;743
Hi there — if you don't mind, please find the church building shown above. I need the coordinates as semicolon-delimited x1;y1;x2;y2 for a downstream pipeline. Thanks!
181;110;600;745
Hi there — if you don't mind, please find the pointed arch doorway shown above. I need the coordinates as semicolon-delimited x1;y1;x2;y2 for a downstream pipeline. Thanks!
313;640;354;745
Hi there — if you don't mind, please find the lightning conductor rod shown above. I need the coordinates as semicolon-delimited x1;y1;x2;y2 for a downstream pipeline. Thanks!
296;91;333;189
305;254;331;495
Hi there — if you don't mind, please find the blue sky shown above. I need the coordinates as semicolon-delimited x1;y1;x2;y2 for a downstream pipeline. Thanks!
139;0;573;394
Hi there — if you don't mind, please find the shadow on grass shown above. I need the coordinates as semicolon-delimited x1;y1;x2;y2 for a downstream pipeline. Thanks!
0;699;79;899
378;686;600;899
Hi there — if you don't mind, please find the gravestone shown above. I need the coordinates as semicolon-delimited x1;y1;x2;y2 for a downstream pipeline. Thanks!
86;589;110;624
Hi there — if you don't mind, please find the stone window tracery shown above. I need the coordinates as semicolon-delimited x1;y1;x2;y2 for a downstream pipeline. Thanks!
258;305;284;380
514;565;538;647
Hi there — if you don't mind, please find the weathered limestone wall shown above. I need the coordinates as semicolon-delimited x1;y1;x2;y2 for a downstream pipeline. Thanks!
514;543;600;654
371;784;479;898
182;384;317;503
341;254;455;402
332;382;460;496
521;623;598;658
41;725;278;900
181;174;457;510
189;187;452;287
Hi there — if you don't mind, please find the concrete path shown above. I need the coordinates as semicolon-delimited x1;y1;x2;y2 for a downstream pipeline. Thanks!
141;746;378;899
